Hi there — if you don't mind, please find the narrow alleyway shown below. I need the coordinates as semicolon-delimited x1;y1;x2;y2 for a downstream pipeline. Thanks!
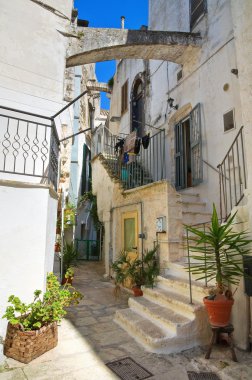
1;262;252;379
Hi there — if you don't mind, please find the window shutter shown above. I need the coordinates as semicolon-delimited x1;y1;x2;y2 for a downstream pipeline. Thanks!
190;103;203;185
190;0;207;29
174;122;185;189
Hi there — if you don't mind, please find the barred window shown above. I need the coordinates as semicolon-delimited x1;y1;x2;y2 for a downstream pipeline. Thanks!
223;109;235;132
121;80;128;115
190;0;207;30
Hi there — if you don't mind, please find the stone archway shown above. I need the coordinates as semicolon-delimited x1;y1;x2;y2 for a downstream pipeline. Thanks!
66;28;201;67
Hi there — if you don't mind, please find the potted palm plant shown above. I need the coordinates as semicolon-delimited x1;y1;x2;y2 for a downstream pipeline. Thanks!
62;242;78;284
186;204;252;327
111;247;159;297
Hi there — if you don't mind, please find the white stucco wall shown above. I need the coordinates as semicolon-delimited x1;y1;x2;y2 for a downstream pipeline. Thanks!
0;0;71;358
0;0;72;115
0;183;57;338
147;0;243;210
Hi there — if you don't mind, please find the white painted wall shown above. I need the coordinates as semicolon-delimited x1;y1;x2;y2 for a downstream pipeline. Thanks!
0;183;57;337
0;0;72;115
0;0;72;360
146;0;243;211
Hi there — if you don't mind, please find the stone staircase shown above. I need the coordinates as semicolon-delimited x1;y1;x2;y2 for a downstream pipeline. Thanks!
178;189;211;226
115;275;210;354
165;189;212;278
98;152;153;190
114;188;213;354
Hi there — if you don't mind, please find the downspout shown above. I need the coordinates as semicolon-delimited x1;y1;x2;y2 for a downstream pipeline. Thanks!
110;201;144;268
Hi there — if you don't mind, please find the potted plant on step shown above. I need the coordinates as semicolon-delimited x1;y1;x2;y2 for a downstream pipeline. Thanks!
186;204;252;327
111;251;142;297
2;273;83;363
111;246;159;297
62;266;75;285
62;242;78;284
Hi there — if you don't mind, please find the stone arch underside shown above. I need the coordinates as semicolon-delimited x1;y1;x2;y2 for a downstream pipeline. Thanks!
66;28;202;67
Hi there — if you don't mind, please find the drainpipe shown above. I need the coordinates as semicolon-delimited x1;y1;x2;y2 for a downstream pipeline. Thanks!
60;191;65;283
110;201;144;267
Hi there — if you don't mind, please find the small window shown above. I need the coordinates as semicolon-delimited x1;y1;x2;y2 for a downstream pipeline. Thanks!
121;80;128;115
223;109;235;132
190;0;207;30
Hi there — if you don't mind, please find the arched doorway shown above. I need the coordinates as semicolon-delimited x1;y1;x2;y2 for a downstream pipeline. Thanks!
131;76;145;137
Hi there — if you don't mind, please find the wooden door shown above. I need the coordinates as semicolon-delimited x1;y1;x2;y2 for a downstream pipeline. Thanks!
122;211;138;261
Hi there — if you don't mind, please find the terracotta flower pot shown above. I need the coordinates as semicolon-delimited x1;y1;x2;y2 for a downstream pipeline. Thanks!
203;296;234;327
62;276;73;286
55;243;60;252
132;286;143;297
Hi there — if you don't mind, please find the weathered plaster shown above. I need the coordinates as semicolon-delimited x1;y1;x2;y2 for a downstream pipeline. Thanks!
66;28;201;67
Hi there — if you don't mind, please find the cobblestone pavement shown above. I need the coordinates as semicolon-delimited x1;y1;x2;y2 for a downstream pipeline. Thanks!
1;261;252;379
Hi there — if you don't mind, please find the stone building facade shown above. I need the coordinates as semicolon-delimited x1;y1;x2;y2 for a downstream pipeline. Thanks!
92;0;252;351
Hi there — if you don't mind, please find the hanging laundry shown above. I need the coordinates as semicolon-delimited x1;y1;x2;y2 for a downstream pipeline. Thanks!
142;133;150;149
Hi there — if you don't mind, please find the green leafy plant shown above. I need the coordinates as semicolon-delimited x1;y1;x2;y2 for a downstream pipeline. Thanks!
111;246;159;296
64;203;76;228
65;267;75;279
2;273;83;331
142;247;159;288
62;242;78;276
78;191;103;231
186;204;252;297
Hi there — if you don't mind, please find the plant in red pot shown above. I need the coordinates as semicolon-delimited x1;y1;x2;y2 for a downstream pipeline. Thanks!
186;204;252;327
62;267;75;285
62;242;78;285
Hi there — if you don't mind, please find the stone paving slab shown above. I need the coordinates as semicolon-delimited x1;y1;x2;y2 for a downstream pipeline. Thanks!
1;262;252;380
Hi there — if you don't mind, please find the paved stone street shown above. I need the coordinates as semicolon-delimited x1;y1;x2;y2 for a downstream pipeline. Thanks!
1;261;252;379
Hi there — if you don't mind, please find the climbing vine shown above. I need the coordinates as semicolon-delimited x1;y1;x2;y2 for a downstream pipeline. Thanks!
78;191;102;231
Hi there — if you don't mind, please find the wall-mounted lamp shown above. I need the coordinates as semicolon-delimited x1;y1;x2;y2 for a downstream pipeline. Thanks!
168;97;179;110
231;68;238;76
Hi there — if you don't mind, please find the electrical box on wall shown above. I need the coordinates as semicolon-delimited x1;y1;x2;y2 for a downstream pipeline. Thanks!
156;216;166;233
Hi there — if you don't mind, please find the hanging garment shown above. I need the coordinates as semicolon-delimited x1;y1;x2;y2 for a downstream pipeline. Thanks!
142;133;150;149
124;131;137;152
123;152;129;164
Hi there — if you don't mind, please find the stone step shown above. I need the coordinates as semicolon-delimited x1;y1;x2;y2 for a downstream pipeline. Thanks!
182;211;212;225
164;261;216;287
157;275;207;304
128;296;192;334
179;192;200;203
178;200;207;213
115;307;210;354
142;286;202;318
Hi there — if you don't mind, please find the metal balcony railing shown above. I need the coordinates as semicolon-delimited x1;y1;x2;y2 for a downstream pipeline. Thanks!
217;126;247;222
0;105;59;190
92;125;166;190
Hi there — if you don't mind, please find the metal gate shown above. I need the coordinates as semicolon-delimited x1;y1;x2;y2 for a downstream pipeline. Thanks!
75;239;100;261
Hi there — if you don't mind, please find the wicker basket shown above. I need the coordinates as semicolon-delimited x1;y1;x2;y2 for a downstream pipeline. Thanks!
4;322;58;363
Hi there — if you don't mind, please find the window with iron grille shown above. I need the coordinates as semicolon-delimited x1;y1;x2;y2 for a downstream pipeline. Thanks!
121;80;128;114
223;109;235;132
190;0;207;30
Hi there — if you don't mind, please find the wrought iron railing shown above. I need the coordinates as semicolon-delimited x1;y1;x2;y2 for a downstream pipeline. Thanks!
0;105;59;190
217;126;247;222
92;125;166;190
